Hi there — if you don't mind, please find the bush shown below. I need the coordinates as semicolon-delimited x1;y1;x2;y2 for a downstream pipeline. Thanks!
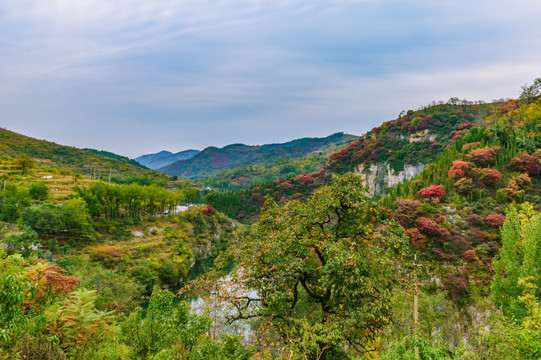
466;146;501;166
28;182;49;201
417;185;446;204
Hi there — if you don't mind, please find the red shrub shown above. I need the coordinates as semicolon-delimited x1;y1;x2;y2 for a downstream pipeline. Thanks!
450;235;469;252
201;205;216;215
498;99;518;113
507;173;532;192
417;185;446;203
406;228;427;250
24;264;80;311
467;213;484;225
466;146;501;166
485;213;506;227
508;152;540;175
435;215;446;224
295;174;313;184
416;217;450;239
462;142;481;151
250;193;266;204
463;249;477;260
469;228;491;245
442;274;468;300
432;248;445;259
393;199;421;227
456;122;473;130
448;160;474;179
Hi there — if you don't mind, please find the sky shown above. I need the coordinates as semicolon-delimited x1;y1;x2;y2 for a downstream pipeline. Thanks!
1;0;541;158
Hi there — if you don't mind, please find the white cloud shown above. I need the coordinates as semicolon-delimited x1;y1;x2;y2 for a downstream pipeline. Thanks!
1;0;541;157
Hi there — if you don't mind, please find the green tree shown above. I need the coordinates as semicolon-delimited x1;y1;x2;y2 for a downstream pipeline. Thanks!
20;197;94;239
28;181;49;201
208;173;409;359
0;253;35;344
47;288;114;356
491;204;541;320
4;227;39;257
121;287;209;359
14;154;35;174
0;184;31;223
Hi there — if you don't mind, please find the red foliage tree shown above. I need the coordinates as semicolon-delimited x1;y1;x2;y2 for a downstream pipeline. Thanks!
450;235;468;252
295;174;313;184
393;199;421;228
448;160;474;179
442;274;468;300
466;146;501;166
508;152;540;175
463;249;477;260
467;213;484;225
461;142;481;151
406;228;427;250
498;99;518;113
485;213;506;227
201;204;216;215
417;185;446;203
508;173;532;191
24;264;80;311
415;217;450;239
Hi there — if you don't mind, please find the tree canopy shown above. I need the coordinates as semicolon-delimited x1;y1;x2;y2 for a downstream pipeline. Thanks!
207;173;409;359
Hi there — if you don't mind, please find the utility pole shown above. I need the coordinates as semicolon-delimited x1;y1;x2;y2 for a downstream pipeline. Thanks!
108;168;112;184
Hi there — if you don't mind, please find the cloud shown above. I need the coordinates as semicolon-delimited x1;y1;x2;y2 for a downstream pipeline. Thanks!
1;0;541;157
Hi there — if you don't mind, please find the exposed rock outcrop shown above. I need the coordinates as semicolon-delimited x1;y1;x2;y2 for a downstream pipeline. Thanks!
355;162;426;196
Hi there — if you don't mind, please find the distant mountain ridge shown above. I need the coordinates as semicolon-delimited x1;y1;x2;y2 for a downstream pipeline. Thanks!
135;149;200;170
159;133;358;179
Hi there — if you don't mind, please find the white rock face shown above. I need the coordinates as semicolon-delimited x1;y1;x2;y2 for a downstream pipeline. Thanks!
355;162;426;196
409;129;436;143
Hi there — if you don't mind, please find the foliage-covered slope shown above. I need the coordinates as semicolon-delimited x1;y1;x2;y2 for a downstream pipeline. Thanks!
196;136;354;192
0;128;166;182
206;101;502;222
85;148;149;169
159;132;357;179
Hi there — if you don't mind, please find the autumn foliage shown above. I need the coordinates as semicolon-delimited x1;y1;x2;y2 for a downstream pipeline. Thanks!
200;204;216;215
466;146;501;166
448;160;474;179
24;264;80;311
417;185;446;203
508;152;540;175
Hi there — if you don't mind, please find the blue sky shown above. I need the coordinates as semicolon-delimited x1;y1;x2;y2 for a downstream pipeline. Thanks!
1;0;540;158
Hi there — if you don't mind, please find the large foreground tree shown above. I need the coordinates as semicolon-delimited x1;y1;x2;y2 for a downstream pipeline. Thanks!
206;173;409;359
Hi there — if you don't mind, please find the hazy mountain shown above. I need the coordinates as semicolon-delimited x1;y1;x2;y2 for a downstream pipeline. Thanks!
135;149;200;170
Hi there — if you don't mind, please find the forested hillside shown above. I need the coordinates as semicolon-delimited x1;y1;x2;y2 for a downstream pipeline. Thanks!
0;128;167;183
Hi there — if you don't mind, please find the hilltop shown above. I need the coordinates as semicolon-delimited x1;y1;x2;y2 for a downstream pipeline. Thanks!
0;128;170;184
